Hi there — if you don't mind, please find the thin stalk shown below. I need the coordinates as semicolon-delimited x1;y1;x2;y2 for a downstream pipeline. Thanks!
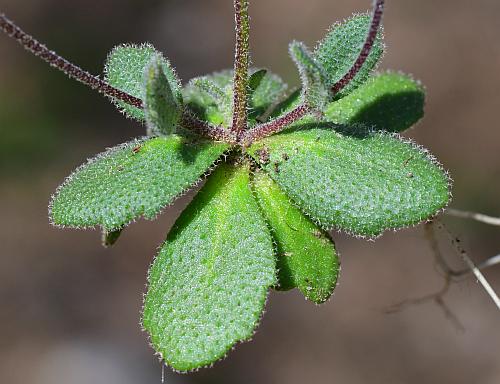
231;0;250;137
0;12;231;143
242;0;385;145
331;0;385;95
0;13;143;108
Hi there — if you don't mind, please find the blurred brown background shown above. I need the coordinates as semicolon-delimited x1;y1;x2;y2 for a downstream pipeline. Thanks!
0;0;499;383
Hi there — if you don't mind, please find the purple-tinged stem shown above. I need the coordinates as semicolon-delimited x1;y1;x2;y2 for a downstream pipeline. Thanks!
240;0;385;146
181;112;238;144
242;104;311;146
331;0;385;95
231;0;250;137
0;12;143;108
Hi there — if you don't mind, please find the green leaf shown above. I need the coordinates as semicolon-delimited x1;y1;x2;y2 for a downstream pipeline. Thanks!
249;123;450;237
183;70;233;127
252;170;340;303
269;88;301;119
101;228;123;248
248;69;267;93
325;72;425;132
143;162;276;371
143;55;182;136
104;44;182;121
50;135;228;230
183;69;288;126
314;14;384;100
289;41;329;110
250;69;288;122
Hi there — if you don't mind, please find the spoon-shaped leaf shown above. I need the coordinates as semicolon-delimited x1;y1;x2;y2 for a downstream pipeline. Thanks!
50;135;228;230
249;123;450;237
252;170;340;303
143;162;275;371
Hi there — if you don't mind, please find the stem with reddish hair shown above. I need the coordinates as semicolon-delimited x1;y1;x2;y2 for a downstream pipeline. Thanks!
230;0;251;138
242;0;385;145
0;13;143;109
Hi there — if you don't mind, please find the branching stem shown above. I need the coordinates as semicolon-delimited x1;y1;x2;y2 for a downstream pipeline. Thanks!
242;0;385;145
0;13;143;108
231;0;250;137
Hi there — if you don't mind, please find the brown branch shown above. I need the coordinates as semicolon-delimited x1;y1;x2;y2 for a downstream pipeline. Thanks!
0;12;143;108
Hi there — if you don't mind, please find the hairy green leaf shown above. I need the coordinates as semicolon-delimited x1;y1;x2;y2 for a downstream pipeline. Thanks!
250;69;288;122
248;69;267;93
184;69;288;126
289;41;329;110
269;88;301;119
315;14;384;99
325;72;425;132
50;136;228;230
143;162;275;371
252;170;339;303
249;124;450;237
105;44;182;121
144;55;181;136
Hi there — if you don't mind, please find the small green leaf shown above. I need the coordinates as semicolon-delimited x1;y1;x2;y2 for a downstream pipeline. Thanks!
252;170;340;303
250;69;288;122
269;88;301;119
325;72;425;132
249;123;450;237
248;69;267;93
183;69;288;126
50;135;228;230
289;41;329;110
143;55;181;136
102;228;123;248
143;162;275;371
183;70;233;127
104;44;182;121
315;14;384;99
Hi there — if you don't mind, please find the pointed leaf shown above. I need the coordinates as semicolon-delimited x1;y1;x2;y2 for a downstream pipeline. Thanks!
315;14;384;99
50;136;228;230
269;88;301;119
143;162;276;371
104;44;182;121
325;72;425;132
248;69;267;93
249;123;450;237
252;170;340;303
183;69;288;126
289;41;329;110
102;228;123;248
250;69;288;122
143;55;182;136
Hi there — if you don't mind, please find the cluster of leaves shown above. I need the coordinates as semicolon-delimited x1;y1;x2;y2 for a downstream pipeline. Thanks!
45;7;451;373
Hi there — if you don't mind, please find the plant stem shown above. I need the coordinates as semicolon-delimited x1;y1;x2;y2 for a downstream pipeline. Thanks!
241;0;385;145
242;104;311;145
231;0;250;137
181;112;237;144
331;0;385;95
0;12;232;143
0;13;143;108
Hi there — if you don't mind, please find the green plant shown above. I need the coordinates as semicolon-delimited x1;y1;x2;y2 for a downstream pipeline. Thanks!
0;0;450;372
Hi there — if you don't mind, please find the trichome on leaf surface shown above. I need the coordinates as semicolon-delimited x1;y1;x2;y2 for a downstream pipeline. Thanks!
0;0;451;372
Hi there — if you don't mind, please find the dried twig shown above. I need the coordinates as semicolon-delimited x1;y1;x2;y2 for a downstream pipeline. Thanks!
445;208;500;226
